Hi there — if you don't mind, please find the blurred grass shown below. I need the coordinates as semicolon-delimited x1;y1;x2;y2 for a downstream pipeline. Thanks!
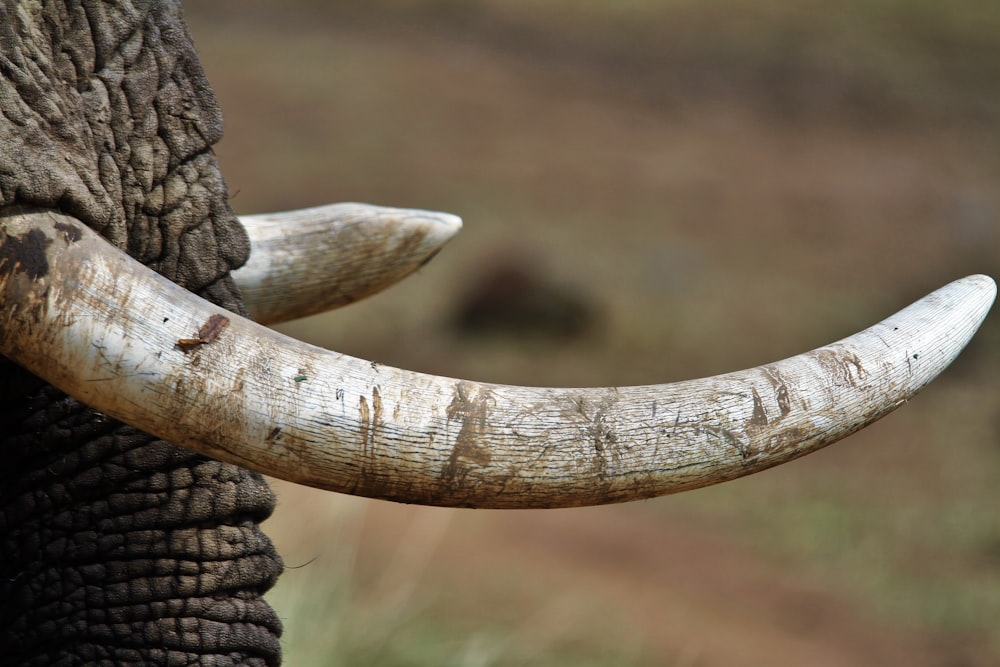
670;384;1000;633
211;0;1000;123
187;0;1000;664
264;488;656;666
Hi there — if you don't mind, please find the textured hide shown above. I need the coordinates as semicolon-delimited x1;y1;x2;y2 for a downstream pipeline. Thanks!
0;2;283;664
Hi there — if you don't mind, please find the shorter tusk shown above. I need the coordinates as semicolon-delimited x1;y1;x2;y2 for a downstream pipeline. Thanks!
233;203;462;324
0;208;995;508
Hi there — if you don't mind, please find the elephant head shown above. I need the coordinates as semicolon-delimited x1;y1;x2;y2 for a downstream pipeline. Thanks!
0;2;995;665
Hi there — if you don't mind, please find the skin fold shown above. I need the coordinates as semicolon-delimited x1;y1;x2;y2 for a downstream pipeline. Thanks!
0;2;283;664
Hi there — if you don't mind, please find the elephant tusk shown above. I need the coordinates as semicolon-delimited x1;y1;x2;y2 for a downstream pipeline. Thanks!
0;208;995;508
234;203;462;324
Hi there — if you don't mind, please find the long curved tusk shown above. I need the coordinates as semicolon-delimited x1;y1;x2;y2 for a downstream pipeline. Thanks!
234;203;462;324
1;208;995;508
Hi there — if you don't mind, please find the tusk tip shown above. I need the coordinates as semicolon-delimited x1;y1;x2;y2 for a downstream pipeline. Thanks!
390;206;463;245
947;274;996;325
966;273;996;300
234;202;463;323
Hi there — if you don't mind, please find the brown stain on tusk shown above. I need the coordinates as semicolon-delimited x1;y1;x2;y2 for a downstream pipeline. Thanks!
750;387;769;427
762;365;793;417
355;388;386;493
359;387;384;457
573;396;619;482
442;382;494;490
53;220;83;244
359;394;371;452
0;228;52;281
177;313;231;353
811;349;867;388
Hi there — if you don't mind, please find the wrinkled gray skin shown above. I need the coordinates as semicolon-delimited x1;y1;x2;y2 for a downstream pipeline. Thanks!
1;2;284;665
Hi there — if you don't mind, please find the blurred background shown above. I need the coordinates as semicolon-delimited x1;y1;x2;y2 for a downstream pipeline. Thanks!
187;1;1000;664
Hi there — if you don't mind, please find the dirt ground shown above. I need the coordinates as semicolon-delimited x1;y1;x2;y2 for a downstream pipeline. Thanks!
186;3;1000;664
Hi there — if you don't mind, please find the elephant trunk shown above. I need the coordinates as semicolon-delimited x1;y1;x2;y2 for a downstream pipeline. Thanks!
0;1;284;664
0;387;283;665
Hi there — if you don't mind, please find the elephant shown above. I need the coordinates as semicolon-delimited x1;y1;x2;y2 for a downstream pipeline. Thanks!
0;1;994;665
